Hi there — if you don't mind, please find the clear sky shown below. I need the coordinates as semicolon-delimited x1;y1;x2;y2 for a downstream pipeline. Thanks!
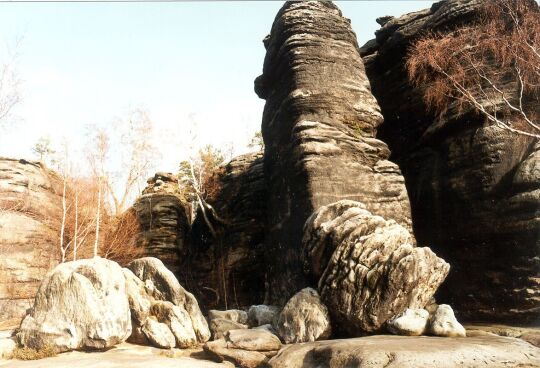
0;0;432;173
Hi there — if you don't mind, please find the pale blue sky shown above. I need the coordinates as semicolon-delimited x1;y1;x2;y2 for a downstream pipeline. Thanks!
0;1;432;172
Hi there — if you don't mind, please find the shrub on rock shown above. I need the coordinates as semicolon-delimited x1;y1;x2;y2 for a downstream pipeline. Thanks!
17;257;132;353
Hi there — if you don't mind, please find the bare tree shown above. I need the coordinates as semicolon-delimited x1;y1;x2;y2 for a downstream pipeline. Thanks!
407;0;540;138
0;37;22;130
32;137;55;164
87;128;109;257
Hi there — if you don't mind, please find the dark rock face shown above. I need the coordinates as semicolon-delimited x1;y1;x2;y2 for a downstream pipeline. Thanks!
361;0;539;322
186;152;267;310
0;158;61;326
255;1;412;304
133;173;190;276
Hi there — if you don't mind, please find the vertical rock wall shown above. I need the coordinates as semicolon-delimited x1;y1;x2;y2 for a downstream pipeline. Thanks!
0;158;61;327
255;1;413;304
361;0;539;322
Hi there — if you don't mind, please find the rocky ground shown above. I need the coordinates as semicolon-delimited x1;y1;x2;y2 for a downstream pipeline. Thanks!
1;330;539;368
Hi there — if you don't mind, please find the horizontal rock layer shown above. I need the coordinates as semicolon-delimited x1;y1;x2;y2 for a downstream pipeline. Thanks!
133;172;190;276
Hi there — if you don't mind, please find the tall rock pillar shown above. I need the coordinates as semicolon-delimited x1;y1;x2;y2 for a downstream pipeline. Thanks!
255;1;412;304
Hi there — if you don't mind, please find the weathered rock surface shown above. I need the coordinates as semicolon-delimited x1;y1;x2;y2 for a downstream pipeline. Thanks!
429;304;466;338
133;173;190;277
127;257;210;346
386;309;429;337
255;0;413;304
208;309;249;325
268;334;540;368
303;201;449;335
275;287;331;343
247;305;280;327
17;257;132;352
0;158;61;325
204;329;282;368
361;0;539;322
187;152;267;310
141;318;176;349
210;318;248;340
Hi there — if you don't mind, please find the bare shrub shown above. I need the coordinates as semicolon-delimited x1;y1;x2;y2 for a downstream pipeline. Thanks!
9;346;57;360
407;0;540;138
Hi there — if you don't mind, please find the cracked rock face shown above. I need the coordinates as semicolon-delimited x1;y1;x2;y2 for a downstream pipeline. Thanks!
255;0;412;305
303;200;449;335
361;0;540;322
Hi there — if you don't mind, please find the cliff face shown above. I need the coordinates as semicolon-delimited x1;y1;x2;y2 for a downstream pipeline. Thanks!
0;158;61;327
255;1;413;304
361;0;540;322
186;152;267;310
133;172;190;276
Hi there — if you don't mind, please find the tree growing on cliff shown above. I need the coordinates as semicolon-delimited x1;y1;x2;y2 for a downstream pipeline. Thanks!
407;0;540;138
32;137;56;164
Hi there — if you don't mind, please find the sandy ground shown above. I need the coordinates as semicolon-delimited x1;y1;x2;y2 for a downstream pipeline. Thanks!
0;343;230;368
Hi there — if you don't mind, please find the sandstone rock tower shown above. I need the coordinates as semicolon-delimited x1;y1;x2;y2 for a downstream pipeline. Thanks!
255;1;412;304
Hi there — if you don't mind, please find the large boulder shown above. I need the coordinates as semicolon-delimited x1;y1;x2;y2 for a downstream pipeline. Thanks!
17;257;132;352
386;309;429;336
204;329;282;368
0;158;62;326
361;0;540;322
247;305;280;327
126;257;211;346
187;152;267;310
303;200;449;335
255;0;413;304
429;304;466;338
275;288;331;344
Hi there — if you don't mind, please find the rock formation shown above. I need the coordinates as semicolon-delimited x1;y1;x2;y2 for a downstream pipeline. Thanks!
268;334;540;368
303;200;449;335
255;0;413;304
204;329;282;368
361;0;540;322
187;152;267;310
133;172;190;276
386;309;430;337
127;257;211;345
275;287;331;344
17;257;132;352
0;158;62;327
